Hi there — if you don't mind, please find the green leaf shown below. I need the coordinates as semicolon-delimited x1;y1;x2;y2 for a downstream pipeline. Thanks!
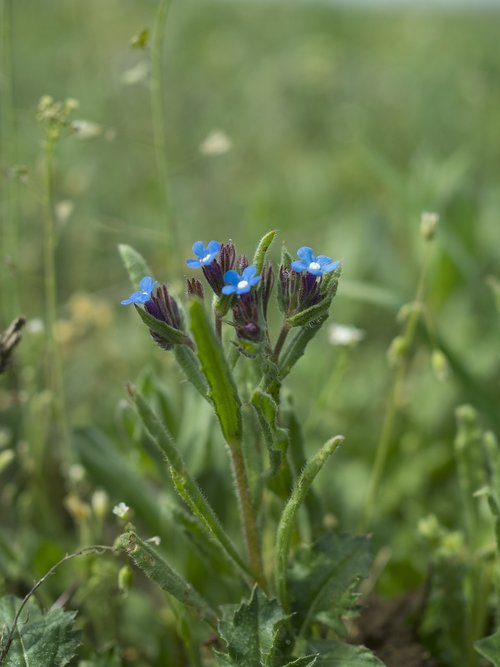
476;629;500;666
252;230;277;275
308;641;386;666
289;533;373;636
173;345;209;400
279;318;327;380
118;243;153;287
131;388;252;581
251;389;292;497
0;595;80;666
115;531;218;628
283;657;318;667
218;586;291;667
275;437;344;608
134;304;189;346
188;299;241;444
286;299;331;328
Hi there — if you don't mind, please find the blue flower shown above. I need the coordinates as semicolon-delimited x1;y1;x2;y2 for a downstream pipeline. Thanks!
222;266;261;296
291;247;340;276
186;240;221;268
121;276;158;305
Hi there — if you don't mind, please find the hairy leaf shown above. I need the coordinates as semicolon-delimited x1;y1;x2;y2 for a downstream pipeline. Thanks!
189;299;241;444
115;531;218;628
218;586;291;667
308;641;386;666
476;629;500;666
0;595;80;666
118;243;153;287
134;304;189;346
252;230;277;275
288;533;373;635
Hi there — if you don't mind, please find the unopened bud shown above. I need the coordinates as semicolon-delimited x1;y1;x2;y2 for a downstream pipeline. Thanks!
431;349;450;382
118;565;133;596
91;490;109;520
420;211;439;241
387;335;408;368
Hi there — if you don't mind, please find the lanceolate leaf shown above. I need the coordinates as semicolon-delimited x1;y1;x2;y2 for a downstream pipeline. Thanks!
252;230;277;275
286;299;331;328
131;388;252;581
115;531;218;629
279;318;327;380
218;586;291;667
0;595;80;666
188;299;241;444
134;304;189;346
251;389;292;497
475;629;500;666
288;533;373;636
118;243;153;287
275;436;344;608
173;346;209;399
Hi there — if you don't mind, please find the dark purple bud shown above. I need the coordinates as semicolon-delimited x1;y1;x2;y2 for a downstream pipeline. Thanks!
202;261;224;295
298;273;322;310
219;240;236;274
236;254;249;273
186;277;204;300
260;261;274;319
145;284;187;351
232;291;262;342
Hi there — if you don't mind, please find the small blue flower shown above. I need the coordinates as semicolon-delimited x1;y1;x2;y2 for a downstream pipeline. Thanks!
222;266;261;296
186;240;221;268
291;247;340;276
121;276;158;305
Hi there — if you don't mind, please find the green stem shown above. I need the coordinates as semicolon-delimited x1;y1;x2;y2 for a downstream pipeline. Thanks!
272;323;290;362
43;136;70;455
362;243;433;529
229;441;267;590
0;545;115;664
0;0;19;318
275;435;344;609
150;0;179;260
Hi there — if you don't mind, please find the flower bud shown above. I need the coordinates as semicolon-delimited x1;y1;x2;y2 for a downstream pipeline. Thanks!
431;349;450;382
420;211;439;241
118;565;133;596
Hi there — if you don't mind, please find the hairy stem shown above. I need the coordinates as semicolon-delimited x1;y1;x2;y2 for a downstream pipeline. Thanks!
272;322;290;362
229;442;267;591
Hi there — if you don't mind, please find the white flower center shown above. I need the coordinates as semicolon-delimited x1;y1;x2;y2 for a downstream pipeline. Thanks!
237;280;249;290
309;261;321;271
201;253;212;263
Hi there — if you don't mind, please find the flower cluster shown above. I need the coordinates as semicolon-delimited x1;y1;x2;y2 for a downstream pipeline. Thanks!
121;237;340;350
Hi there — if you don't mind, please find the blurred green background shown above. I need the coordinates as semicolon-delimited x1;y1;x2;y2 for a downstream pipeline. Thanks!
1;0;500;658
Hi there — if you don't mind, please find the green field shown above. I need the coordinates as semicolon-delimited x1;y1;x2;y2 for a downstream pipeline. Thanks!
1;1;500;665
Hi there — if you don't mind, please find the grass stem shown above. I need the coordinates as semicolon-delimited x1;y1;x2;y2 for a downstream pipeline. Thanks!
150;0;179;262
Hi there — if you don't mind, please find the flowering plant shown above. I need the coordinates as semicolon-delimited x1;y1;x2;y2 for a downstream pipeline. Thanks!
115;232;384;666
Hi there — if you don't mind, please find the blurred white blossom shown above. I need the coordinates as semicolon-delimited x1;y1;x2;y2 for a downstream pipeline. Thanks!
200;130;232;156
328;324;365;347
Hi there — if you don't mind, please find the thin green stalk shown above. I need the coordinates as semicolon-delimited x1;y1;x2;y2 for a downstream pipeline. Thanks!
150;0;179;260
305;347;349;432
43;136;70;455
274;435;344;609
229;441;267;591
0;0;19;317
362;243;433;529
0;545;115;664
272;322;290;362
